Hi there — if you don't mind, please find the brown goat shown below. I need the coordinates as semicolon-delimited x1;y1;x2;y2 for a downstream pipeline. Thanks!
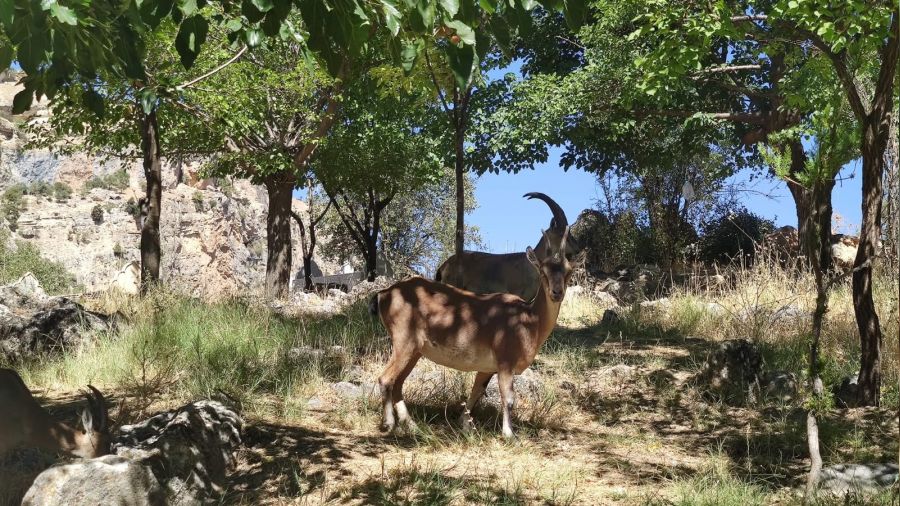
0;368;111;458
373;227;583;438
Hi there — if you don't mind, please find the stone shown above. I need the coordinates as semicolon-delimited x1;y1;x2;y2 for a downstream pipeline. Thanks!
833;374;861;408
331;381;364;399
760;370;799;403
112;400;243;505
109;261;140;295
483;368;544;409
601;308;622;326
592;290;619;306
0;276;109;362
22;455;165;506
639;297;671;311
695;339;762;406
818;463;899;494
327;288;348;299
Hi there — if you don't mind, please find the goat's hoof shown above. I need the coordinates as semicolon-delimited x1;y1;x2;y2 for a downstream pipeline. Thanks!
459;415;474;434
379;422;395;434
501;429;515;440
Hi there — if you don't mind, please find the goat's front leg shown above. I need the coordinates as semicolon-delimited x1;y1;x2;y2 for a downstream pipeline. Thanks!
497;369;516;439
378;346;420;434
460;371;494;433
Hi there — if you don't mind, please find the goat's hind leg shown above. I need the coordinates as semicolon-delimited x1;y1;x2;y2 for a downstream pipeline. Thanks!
378;347;420;434
392;354;421;433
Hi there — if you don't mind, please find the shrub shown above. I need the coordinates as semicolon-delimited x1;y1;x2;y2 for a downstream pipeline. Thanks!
84;170;130;192
1;184;26;231
91;204;104;224
192;191;204;212
124;197;142;219
113;242;124;257
698;208;775;264
571;208;656;273
52;181;73;201
0;231;78;294
28;181;53;197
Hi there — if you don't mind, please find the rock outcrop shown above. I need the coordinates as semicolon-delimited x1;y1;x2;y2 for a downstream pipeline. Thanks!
0;273;109;362
1;73;339;299
22;400;243;506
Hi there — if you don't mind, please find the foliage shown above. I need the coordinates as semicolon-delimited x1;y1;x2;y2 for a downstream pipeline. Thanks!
91;204;105;224
0;231;79;294
52;181;73;201
698;208;775;264
1;184;25;230
83;170;131;193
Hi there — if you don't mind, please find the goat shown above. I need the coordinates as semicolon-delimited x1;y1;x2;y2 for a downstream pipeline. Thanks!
373;227;584;438
435;192;580;300
0;368;111;458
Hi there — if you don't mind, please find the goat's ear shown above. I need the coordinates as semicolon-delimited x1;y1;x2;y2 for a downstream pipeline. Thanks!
81;408;94;435
525;247;540;268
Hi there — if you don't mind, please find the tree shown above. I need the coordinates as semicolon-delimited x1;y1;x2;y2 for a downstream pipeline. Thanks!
632;0;899;406
181;34;345;298
290;180;331;292
313;71;443;281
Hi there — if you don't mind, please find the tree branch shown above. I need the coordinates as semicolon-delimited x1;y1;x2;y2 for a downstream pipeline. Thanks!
177;46;248;90
696;64;763;74
802;29;868;120
424;48;453;118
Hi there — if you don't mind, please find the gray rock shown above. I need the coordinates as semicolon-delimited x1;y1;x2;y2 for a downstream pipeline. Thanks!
819;463;899;494
601;309;622;326
331;381;364;399
483;368;544;409
760;370;799;403
111;400;243;505
833;373;861;408
592;291;619;306
0;274;109;362
695;339;762;406
22;455;165;506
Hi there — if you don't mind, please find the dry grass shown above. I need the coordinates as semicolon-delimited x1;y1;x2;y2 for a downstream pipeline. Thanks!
1;259;898;505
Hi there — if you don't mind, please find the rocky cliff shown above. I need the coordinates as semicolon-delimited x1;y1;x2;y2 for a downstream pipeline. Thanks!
0;72;336;298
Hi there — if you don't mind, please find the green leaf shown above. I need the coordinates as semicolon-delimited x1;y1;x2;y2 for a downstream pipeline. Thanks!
382;0;401;36
562;0;585;30
175;15;209;68
83;88;105;117
445;42;474;88
400;39;422;73
0;44;13;70
439;0;459;16
12;89;33;114
49;3;78;25
178;0;198;17
445;20;475;45
245;27;263;47
241;0;267;22
140;0;174;27
250;0;274;13
139;88;157;114
478;0;496;14
416;0;434;28
0;0;12;28
520;0;537;10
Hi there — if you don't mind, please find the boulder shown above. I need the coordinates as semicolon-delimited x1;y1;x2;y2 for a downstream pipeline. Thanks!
833;373;861;408
483;368;545;409
695;339;762;406
22;456;165;506
109;261;140;295
600;308;623;326
0;274;108;362
819;463;899;494
112;400;243;505
760;370;799;403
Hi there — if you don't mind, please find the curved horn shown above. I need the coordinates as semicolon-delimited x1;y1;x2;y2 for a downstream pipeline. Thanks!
87;385;108;431
523;192;568;229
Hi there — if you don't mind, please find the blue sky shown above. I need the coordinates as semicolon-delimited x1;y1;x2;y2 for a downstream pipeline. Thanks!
470;146;864;254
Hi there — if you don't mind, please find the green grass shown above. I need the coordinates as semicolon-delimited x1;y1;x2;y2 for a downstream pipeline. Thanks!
0;230;79;294
666;456;771;506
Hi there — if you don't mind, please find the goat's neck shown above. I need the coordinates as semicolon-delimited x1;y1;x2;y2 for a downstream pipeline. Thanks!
528;282;562;347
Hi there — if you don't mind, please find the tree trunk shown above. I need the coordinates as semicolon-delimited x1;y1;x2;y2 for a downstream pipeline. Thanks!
366;201;384;282
454;117;465;259
264;174;296;299
854;124;886;406
139;109;162;293
786;140;813;268
804;176;830;497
